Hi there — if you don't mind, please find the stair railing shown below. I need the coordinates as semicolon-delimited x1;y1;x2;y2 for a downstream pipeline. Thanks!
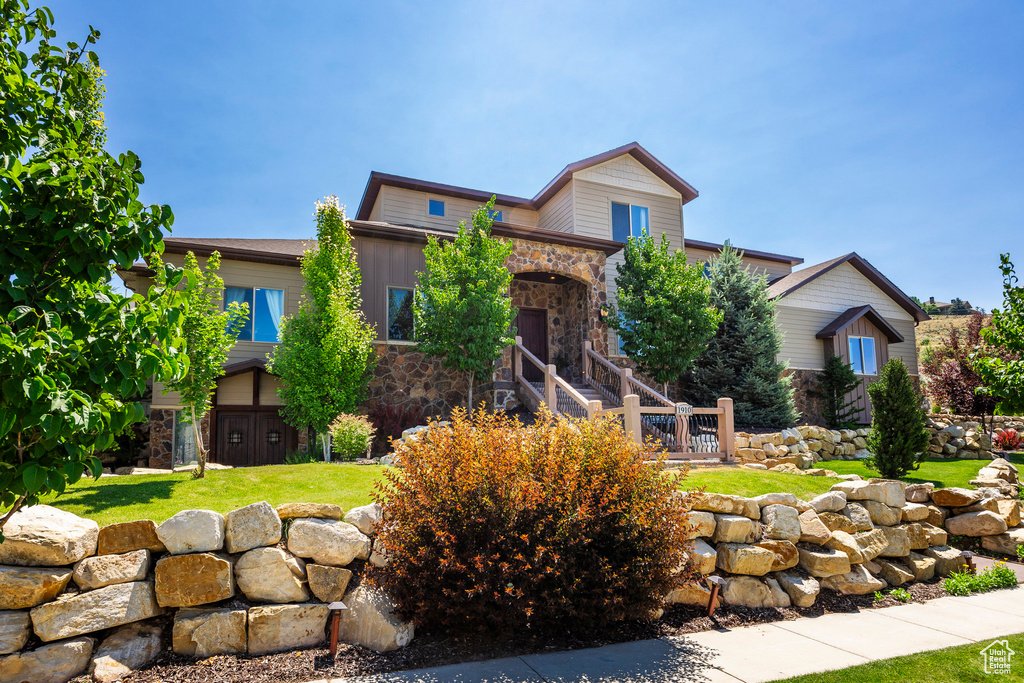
514;336;600;419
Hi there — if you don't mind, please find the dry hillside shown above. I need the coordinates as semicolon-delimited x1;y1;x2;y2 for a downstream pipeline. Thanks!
916;314;987;366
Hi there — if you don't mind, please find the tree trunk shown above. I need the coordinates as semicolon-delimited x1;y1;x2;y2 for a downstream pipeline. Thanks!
323;432;332;463
467;373;475;412
191;406;206;479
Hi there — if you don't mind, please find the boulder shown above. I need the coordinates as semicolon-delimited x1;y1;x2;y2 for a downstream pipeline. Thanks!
89;621;163;683
689;539;717;575
716;544;774;576
97;520;165;556
868;479;907;507
808;491;847;514
665;583;711;606
306;565;353;603
924;504;949;528
900;523;929;551
235;548;309;603
905;552;937;582
0;612;30;655
173;608;248;656
798;547;851;578
825;531;865;564
831;481;885;503
30;581;164;642
820;564;886;595
995;500;1022;528
275;503;344;520
919;522;948;547
248;604;330;655
930;487;983;508
878;526;911;557
369;547;388;568
72;549;149;590
900;503;931;523
154;553;234;608
751;493;800;508
923;546;968;577
797;510;832;545
0;636;93;683
711;515;760;544
841;503;874;532
904;483;934;503
286;519;371;566
861;500;902;527
754;540;800;572
853;529;890;561
781;427;802;445
761;505;802;543
224;502;282;554
764;576;791;607
818;512;859;535
875;559;914;586
953;499;999;516
344;503;383;536
691;493;759;519
0;566;72;610
720;576;775;608
335;584;415;653
0;506;98;567
980;528;1024;556
945;511;1008;537
683;511;716;539
775;571;819;607
156;510;225;555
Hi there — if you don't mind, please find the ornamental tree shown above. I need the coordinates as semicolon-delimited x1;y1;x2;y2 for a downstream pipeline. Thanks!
266;196;375;460
0;2;184;529
683;244;798;427
977;254;1024;415
865;358;930;479
609;232;721;396
413;198;517;409
816;354;862;429
157;251;247;479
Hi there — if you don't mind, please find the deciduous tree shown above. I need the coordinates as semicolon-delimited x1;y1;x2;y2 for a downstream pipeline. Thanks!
977;254;1024;415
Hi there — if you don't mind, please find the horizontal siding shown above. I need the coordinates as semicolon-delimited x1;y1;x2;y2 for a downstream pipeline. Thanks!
686;247;793;280
260;374;283;405
368;198;382;221
217;372;253;405
537;181;574;233
377;185;538;231
355;236;425;342
573;155;680;198
889;319;919;375
781;262;914;322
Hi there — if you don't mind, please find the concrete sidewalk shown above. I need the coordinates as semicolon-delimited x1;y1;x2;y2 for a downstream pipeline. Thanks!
317;588;1024;683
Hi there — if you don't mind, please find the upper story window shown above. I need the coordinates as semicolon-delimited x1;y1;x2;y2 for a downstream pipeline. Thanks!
387;287;415;342
225;286;284;343
428;199;445;217
848;336;877;375
489;210;503;222
611;202;649;242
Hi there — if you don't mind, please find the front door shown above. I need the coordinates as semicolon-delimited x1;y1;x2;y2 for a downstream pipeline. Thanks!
517;308;548;381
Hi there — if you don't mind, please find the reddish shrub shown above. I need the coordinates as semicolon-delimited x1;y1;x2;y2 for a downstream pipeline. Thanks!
994;429;1023;451
368;408;697;635
366;402;425;454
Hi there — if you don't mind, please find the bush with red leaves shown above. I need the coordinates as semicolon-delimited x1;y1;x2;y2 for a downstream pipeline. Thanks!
366;402;425;454
368;408;697;636
994;428;1024;451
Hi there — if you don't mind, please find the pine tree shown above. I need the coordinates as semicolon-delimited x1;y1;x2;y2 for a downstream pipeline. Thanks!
817;354;862;429
683;244;797;427
865;358;930;479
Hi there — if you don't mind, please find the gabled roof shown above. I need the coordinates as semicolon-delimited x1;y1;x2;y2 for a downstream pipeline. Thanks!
355;142;698;220
767;252;930;323
683;238;804;266
816;305;905;343
222;358;269;377
162;238;309;267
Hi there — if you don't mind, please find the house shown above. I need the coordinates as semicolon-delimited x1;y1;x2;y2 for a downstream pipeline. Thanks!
925;296;977;315
121;142;927;468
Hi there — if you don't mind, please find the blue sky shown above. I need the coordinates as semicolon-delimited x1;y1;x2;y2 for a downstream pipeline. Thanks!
49;1;1024;309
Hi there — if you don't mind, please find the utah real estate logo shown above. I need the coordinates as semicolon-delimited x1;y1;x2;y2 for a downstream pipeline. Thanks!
980;639;1014;675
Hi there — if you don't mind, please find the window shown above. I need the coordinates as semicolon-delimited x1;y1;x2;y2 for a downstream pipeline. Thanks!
428;199;445;217
172;411;198;467
387;287;414;341
489;210;503;222
848;336;877;375
225;286;284;343
611;202;650;241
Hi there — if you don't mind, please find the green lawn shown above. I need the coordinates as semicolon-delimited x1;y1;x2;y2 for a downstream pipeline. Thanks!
769;632;1024;682
43;463;385;527
680;467;841;499
813;453;1023;490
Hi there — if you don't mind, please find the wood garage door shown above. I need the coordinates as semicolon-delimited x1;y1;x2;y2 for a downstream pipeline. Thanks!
215;410;297;467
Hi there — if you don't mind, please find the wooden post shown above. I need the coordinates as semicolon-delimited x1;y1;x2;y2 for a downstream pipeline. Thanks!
513;335;523;380
620;367;633;401
718;397;735;461
587;399;601;420
544;364;556;412
624;394;642;444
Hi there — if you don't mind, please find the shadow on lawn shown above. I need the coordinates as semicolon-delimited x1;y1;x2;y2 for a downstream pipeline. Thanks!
53;476;182;517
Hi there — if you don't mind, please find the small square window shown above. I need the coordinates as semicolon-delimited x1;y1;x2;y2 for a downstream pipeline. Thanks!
387;287;415;341
428;199;445;217
489;210;503;222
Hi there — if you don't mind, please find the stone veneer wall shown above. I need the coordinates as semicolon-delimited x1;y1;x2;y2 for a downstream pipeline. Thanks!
783;369;825;426
147;410;209;470
510;278;589;382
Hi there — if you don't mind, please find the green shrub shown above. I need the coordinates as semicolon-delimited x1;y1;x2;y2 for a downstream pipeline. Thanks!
889;587;912;603
816;354;862;429
944;563;1018;596
1017;545;1024;562
865;358;930;479
369;408;697;635
327;414;375;461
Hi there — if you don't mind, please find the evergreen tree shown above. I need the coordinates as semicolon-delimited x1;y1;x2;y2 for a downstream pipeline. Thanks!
683;244;797;427
816;354;862;428
865;358;930;479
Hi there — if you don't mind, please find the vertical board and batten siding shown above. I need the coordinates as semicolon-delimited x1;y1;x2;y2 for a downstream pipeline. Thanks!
774;262;918;374
373;185;538;231
685;247;794;281
830;315;890;421
354;236;426;342
537;182;574;233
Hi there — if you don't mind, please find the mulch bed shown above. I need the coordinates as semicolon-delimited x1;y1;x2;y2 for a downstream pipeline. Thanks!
84;580;949;683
